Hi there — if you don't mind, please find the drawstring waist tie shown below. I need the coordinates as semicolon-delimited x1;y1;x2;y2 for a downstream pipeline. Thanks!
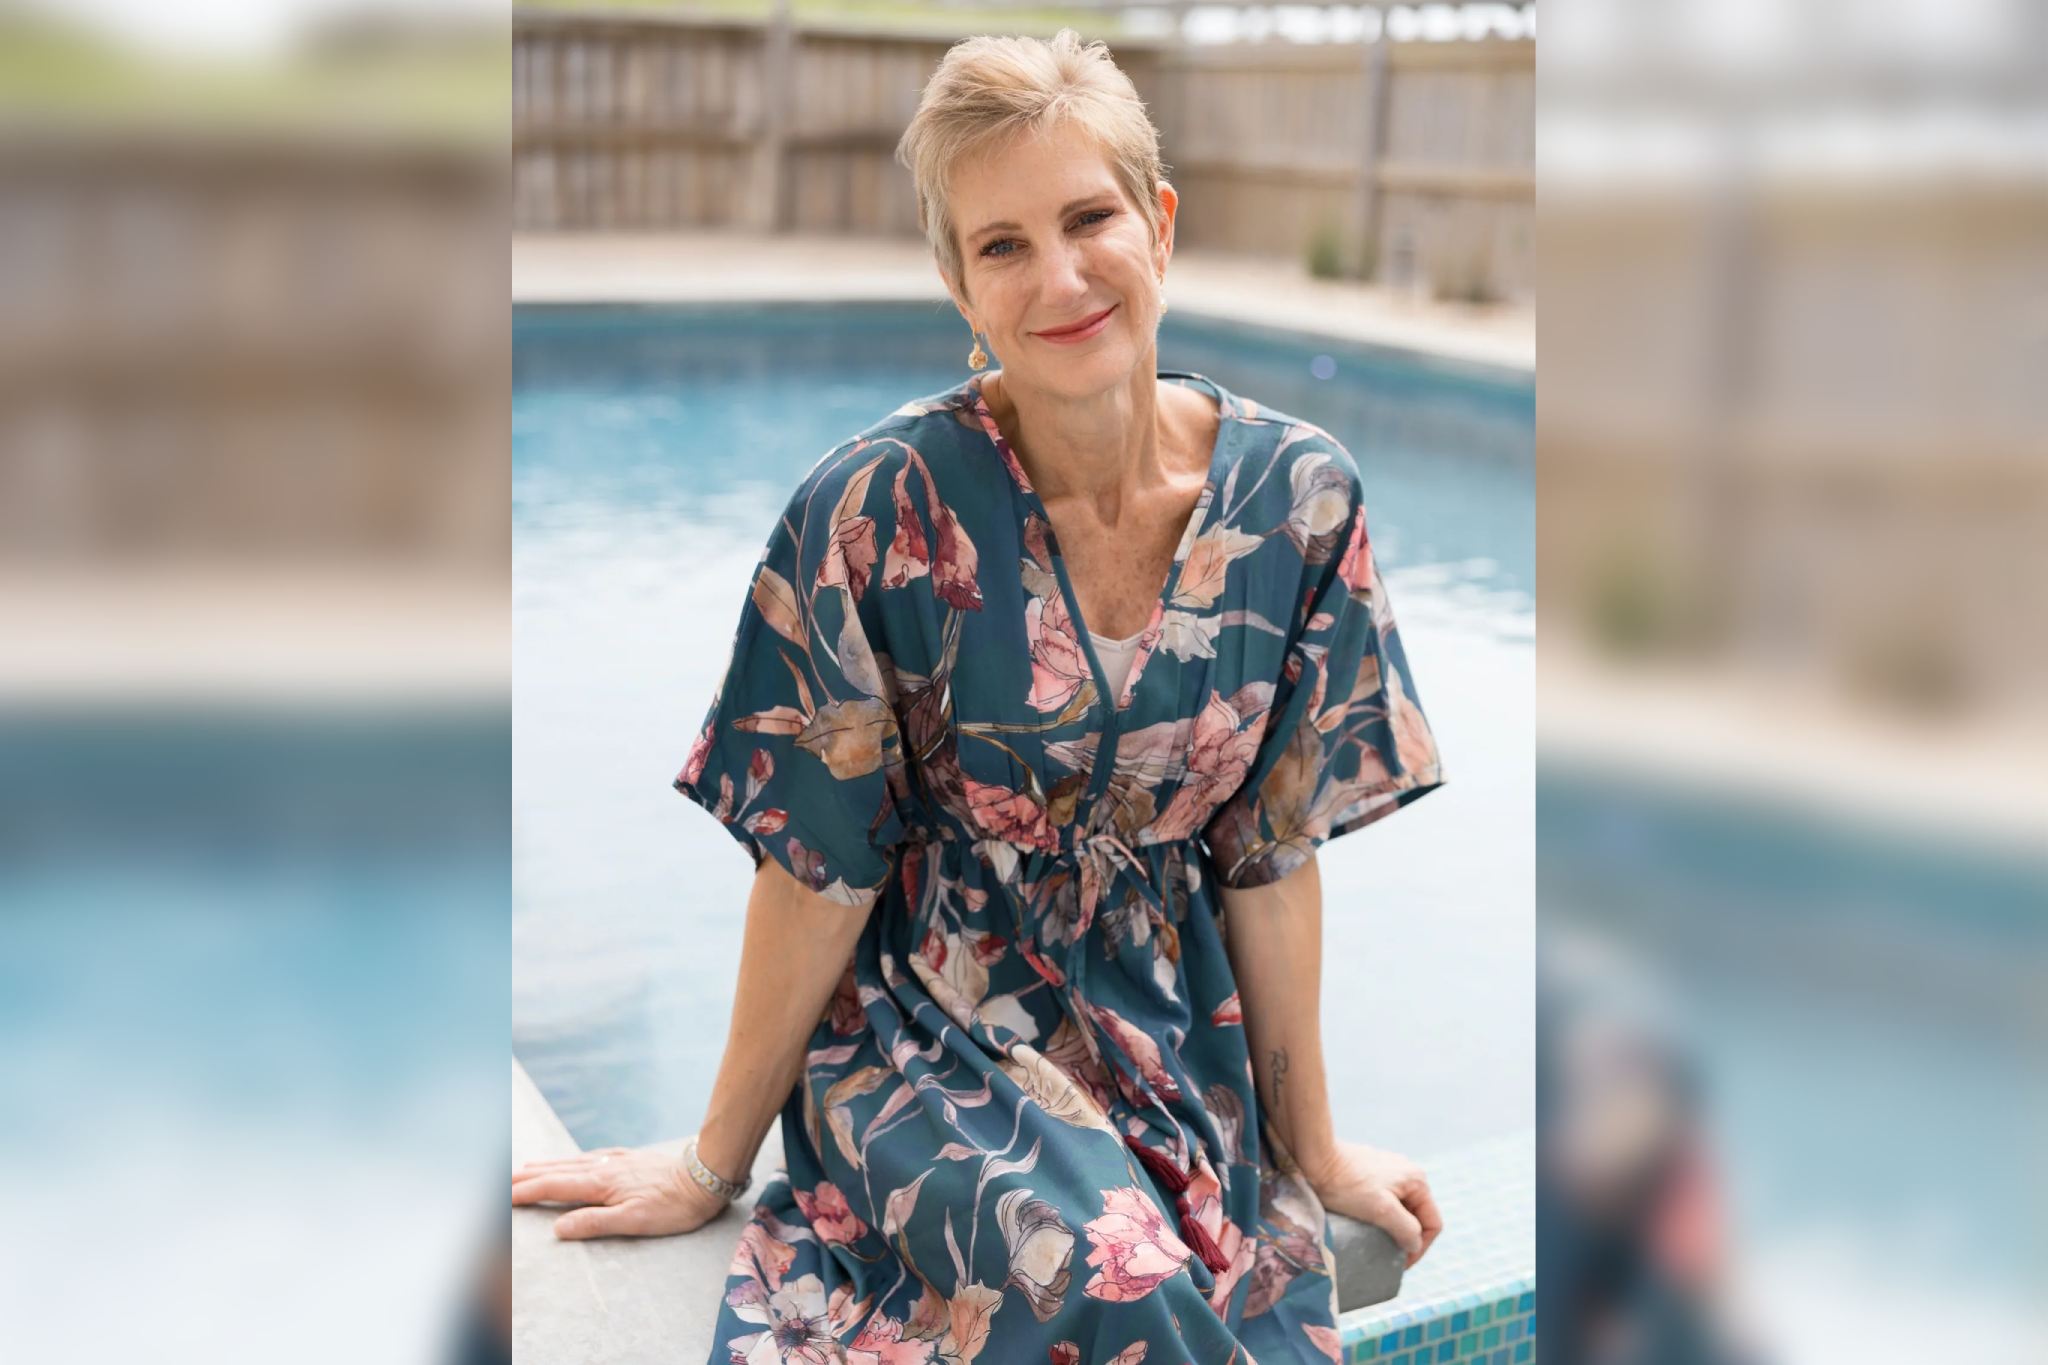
1124;1135;1232;1275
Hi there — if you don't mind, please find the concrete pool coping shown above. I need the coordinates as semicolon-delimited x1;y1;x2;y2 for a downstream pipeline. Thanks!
514;1056;1417;1363
1539;644;2048;854
514;1057;787;1363
511;233;1535;379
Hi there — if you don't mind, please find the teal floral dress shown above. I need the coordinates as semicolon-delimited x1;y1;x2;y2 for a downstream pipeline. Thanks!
676;371;1442;1365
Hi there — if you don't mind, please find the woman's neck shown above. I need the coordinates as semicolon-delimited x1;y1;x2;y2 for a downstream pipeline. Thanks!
978;358;1168;522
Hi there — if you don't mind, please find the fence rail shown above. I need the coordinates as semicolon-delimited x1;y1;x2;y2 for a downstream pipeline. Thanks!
511;10;1532;301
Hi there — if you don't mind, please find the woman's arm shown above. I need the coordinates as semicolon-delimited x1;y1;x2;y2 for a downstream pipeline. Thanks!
511;856;870;1239
1223;854;1339;1176
1221;852;1444;1266
696;854;874;1179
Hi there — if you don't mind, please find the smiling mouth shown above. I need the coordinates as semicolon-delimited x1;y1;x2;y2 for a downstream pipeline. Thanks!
1032;305;1117;342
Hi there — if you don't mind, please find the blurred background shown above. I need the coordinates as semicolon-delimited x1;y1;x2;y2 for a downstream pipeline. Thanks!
0;2;510;1363
511;0;1536;302
17;0;2042;1359
1538;0;2046;1362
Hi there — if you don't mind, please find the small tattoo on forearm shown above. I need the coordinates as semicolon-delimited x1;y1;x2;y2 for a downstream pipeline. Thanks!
1269;1048;1289;1108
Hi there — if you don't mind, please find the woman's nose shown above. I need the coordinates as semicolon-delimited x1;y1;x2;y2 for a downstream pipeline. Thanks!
1036;240;1091;305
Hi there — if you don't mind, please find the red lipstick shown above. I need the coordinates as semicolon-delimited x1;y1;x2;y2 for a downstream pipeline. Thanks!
1032;305;1117;344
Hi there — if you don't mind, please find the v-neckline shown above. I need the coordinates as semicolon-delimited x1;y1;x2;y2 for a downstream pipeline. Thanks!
966;369;1234;723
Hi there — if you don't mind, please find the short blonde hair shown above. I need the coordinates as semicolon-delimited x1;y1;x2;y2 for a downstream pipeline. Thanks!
896;29;1166;299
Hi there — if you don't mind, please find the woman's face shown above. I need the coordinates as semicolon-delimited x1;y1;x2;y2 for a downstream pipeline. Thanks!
945;121;1175;400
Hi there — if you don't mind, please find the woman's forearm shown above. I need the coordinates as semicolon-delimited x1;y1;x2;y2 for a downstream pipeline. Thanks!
1218;853;1338;1184
694;856;872;1184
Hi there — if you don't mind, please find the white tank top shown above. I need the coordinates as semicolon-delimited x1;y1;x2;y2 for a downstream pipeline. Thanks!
1088;627;1147;702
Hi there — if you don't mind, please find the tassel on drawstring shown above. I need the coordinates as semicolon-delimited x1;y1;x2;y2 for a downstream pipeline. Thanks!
1125;1136;1232;1275
1177;1210;1233;1277
1124;1133;1189;1193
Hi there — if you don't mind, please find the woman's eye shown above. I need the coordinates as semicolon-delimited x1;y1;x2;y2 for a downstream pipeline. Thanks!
979;211;1109;258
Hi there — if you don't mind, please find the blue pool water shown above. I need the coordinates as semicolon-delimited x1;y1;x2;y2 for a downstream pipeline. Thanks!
1540;768;2048;1323
0;711;509;1360
512;304;1535;1157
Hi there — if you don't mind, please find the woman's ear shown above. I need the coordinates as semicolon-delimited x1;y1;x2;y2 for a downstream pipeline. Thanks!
1155;181;1180;270
939;263;978;332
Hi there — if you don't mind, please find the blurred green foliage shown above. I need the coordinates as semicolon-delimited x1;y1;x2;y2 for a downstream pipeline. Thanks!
1306;217;1344;279
0;8;506;139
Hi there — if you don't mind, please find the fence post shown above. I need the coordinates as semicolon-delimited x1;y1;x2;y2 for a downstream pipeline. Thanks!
1352;24;1391;280
753;0;793;232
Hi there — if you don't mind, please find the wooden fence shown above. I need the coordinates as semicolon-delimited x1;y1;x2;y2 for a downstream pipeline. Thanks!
0;134;506;566
511;10;1533;301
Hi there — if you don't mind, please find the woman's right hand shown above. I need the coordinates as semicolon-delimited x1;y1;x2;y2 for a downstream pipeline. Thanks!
511;1143;731;1240
1306;1140;1444;1268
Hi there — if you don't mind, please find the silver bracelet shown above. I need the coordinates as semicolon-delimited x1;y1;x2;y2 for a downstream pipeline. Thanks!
684;1134;749;1204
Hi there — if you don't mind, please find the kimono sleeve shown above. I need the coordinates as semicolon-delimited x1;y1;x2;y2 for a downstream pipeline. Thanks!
673;444;908;911
1202;467;1444;890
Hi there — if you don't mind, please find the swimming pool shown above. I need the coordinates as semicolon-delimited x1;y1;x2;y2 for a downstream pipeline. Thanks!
512;304;1535;1158
1539;766;2048;1351
0;710;509;1361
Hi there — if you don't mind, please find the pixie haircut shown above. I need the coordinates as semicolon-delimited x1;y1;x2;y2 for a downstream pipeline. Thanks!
895;29;1166;298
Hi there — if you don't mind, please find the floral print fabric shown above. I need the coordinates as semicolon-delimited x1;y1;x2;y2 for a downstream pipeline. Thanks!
676;371;1442;1365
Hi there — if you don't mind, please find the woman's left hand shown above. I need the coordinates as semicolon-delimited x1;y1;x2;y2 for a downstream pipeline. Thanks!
1306;1140;1444;1268
512;1144;729;1239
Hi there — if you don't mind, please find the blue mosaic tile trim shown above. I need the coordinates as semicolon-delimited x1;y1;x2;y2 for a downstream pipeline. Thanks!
1338;1276;1535;1364
1335;1133;1534;1365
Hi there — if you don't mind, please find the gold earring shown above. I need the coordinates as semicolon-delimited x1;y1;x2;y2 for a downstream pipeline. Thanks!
968;332;988;370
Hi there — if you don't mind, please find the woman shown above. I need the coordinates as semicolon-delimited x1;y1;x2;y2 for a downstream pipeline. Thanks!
514;30;1445;1365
